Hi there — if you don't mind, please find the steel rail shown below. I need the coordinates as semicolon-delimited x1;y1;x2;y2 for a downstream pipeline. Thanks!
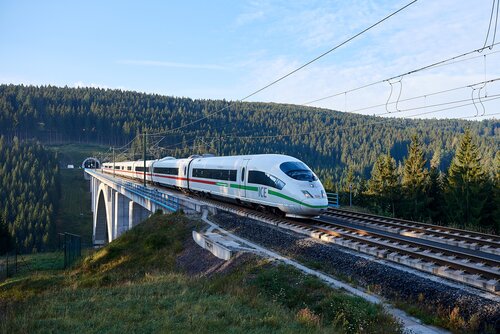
197;196;500;280
312;217;500;277
326;208;500;248
304;219;499;281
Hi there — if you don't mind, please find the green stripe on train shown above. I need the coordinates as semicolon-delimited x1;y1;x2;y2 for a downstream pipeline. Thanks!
268;190;328;209
230;183;327;209
230;184;258;191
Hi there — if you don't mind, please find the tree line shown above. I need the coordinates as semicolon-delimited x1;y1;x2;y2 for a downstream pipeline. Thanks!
0;84;498;233
0;84;498;182
0;137;60;254
329;130;499;232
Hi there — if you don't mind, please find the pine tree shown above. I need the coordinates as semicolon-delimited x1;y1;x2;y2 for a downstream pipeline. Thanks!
428;149;445;223
445;129;487;227
368;153;400;216
323;178;334;192
490;151;500;232
402;135;429;220
343;167;355;192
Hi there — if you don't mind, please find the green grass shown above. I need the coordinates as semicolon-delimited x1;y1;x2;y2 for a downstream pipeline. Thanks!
55;169;93;245
209;260;400;333
20;251;64;272
1;212;403;334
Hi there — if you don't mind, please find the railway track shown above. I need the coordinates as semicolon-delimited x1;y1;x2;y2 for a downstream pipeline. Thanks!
195;198;500;293
311;218;500;277
325;208;500;255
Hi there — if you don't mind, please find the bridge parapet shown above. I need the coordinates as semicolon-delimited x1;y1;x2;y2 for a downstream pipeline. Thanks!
85;169;199;246
122;181;180;212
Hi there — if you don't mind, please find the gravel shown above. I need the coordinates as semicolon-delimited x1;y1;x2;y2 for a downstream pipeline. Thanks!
176;231;254;277
211;212;500;332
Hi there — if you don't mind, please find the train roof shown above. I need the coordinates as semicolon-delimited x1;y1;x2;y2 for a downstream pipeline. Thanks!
110;154;303;166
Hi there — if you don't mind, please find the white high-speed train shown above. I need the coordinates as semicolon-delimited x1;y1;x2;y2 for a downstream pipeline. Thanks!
102;154;328;218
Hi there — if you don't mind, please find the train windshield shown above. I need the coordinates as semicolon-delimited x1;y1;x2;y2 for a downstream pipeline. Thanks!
280;161;317;181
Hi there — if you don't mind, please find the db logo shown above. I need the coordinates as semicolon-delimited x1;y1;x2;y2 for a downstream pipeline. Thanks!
258;187;268;198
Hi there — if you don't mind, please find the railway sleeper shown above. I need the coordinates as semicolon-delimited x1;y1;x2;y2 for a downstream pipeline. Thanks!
336;214;492;253
197;197;500;293
276;222;500;293
330;213;500;255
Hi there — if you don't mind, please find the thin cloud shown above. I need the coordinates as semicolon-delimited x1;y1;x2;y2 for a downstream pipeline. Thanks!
232;0;500;119
117;59;228;70
233;0;273;27
235;10;265;27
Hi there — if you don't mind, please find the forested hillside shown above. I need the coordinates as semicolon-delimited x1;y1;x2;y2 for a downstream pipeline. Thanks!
0;84;498;232
0;137;60;254
1;84;498;183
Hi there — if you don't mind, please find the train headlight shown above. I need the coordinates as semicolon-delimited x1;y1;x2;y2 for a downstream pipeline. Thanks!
321;190;326;198
302;190;313;198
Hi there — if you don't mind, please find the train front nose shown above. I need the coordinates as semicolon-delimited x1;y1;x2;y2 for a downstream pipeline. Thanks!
301;197;329;215
287;184;328;217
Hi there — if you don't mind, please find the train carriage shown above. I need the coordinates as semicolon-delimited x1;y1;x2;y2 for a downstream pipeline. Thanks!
103;154;328;218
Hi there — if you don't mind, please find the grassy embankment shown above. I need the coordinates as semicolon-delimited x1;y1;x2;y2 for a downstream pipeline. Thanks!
0;212;402;333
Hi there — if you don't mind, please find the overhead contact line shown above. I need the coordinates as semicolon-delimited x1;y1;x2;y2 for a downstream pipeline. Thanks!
147;1;418;139
303;43;500;106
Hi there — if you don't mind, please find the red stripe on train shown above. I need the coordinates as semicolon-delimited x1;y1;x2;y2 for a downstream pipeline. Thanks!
102;167;216;185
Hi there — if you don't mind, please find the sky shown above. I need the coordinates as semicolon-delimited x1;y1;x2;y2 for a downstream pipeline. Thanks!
1;0;500;120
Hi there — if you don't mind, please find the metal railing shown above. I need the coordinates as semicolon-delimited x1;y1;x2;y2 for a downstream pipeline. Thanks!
326;192;339;208
123;181;180;212
58;233;82;268
0;249;30;281
0;251;17;280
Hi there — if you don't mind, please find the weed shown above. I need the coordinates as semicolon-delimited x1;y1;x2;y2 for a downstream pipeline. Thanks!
296;308;321;327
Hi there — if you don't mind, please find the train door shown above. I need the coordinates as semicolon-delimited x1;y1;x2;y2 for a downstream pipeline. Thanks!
177;160;186;188
238;159;250;198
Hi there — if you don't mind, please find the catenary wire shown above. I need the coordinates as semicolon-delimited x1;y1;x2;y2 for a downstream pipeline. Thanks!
222;94;500;141
349;77;500;113
146;0;418;138
181;79;500;142
119;80;500;157
483;0;497;50
150;77;500;149
303;42;500;106
106;2;500;157
102;97;499;162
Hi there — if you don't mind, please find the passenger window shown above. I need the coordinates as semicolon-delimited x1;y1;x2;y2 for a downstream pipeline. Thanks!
241;168;245;182
184;167;187;176
248;171;285;190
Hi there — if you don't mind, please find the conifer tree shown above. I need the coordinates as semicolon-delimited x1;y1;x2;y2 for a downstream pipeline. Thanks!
490;151;500;232
428;148;445;223
402;135;429;220
356;176;369;207
368;153;400;216
323;178;334;192
344;167;355;192
0;139;60;253
445;129;487;227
